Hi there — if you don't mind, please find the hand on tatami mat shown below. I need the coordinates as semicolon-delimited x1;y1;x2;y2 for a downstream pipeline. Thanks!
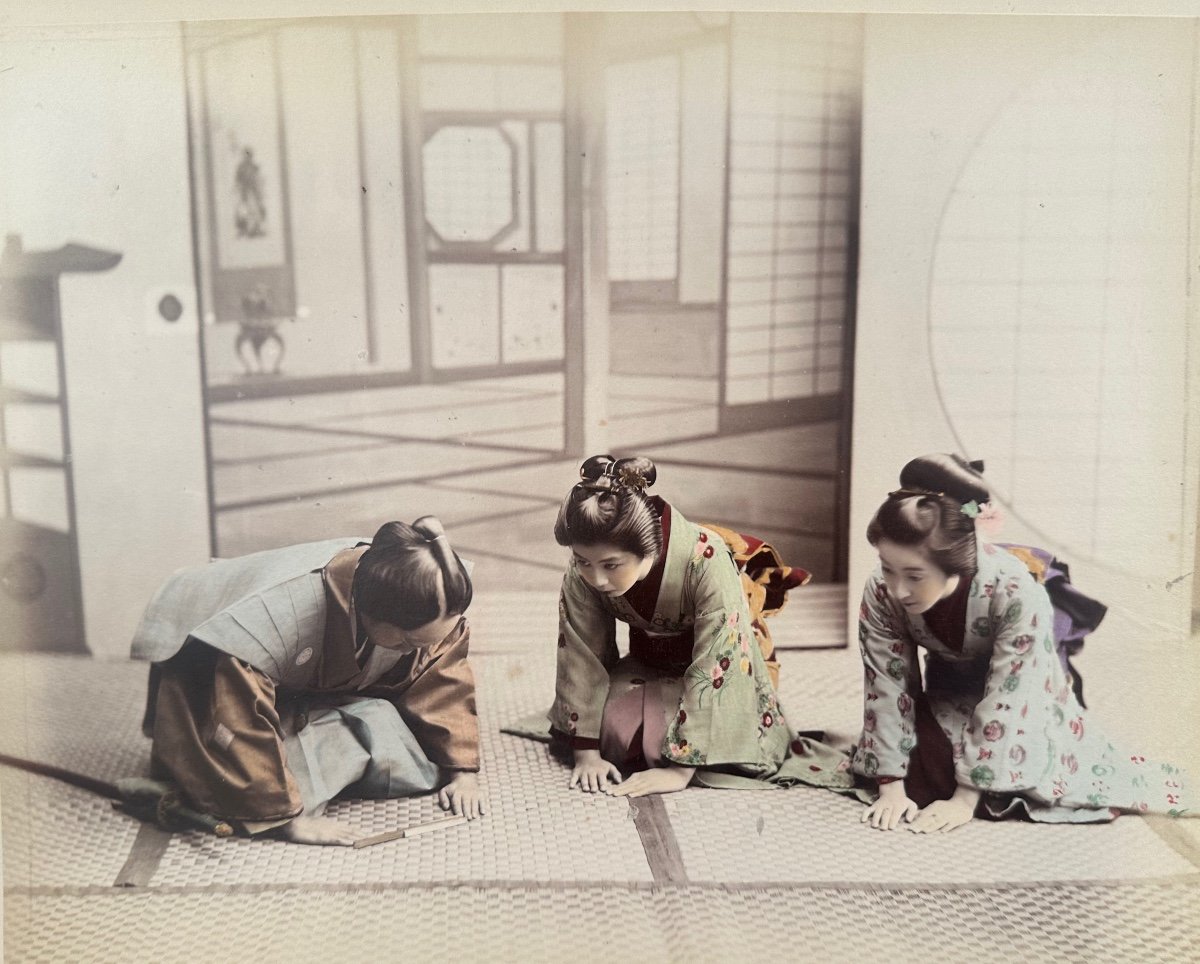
569;749;622;793
860;782;919;831
907;788;980;834
608;765;695;798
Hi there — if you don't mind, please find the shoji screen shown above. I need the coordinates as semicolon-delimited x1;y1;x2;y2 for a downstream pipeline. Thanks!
853;17;1196;638
723;14;861;412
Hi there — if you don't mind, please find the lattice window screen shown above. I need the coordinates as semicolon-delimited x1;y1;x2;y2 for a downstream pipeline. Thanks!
724;15;861;407
419;55;566;372
605;56;681;283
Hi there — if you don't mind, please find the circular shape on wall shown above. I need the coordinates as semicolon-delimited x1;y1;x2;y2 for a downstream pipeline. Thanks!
1;552;47;603
925;32;1187;575
158;294;184;322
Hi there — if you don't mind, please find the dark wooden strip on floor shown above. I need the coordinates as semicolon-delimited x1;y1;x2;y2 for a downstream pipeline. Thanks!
112;823;173;888
628;796;688;884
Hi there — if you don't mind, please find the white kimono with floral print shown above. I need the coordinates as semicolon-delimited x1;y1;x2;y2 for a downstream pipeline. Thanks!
852;541;1191;820
549;504;790;776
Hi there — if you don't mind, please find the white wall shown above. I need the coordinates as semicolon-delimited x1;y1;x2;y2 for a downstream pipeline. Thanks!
0;23;211;657
193;22;413;384
851;15;1198;642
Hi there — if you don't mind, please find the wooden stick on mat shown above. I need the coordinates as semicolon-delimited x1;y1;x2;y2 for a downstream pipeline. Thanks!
353;815;468;849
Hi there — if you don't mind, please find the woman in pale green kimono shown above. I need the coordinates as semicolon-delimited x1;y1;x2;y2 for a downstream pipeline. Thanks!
855;454;1192;833
549;455;808;798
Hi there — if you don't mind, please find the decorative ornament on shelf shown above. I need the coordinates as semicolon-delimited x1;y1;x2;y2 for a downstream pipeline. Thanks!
235;283;287;377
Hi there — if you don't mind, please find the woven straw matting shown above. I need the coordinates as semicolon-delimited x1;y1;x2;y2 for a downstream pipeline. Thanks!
6;880;1198;964
3;594;1198;964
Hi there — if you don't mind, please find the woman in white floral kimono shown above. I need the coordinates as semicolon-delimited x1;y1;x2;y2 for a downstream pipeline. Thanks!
855;454;1192;833
549;455;810;798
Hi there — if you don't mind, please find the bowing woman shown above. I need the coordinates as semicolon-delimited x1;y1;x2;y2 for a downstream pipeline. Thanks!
855;454;1191;832
549;455;808;797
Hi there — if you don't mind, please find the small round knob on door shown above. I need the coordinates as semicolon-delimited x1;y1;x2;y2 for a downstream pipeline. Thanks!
157;293;184;322
143;285;196;334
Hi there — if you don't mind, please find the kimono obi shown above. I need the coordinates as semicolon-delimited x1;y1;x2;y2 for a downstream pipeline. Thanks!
995;542;1106;650
924;651;990;698
629;626;694;675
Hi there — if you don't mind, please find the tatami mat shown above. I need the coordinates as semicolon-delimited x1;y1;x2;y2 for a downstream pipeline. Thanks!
665;789;1197;885
6;880;1198;964
1;774;146;891
3;590;1198;962
0;655;150;781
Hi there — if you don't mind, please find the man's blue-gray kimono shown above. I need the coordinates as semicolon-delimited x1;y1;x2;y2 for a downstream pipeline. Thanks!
131;538;479;829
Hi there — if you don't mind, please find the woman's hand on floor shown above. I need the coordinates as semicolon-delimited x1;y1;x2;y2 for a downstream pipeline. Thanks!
609;765;695;798
861;781;919;831
908;787;980;834
439;770;486;820
277;816;359;846
569;748;623;793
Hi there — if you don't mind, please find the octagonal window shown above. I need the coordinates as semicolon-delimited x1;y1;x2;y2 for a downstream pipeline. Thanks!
423;125;517;245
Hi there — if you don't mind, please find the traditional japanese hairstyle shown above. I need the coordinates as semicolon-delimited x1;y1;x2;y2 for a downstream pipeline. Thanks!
353;516;473;629
866;454;993;577
553;454;663;559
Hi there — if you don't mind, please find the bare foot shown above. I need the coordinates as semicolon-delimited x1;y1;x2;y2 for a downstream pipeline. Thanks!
277;816;359;846
438;771;487;820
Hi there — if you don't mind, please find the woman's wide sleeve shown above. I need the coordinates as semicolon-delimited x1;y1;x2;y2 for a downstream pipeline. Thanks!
956;571;1060;794
660;538;791;775
549;567;618;744
850;571;919;781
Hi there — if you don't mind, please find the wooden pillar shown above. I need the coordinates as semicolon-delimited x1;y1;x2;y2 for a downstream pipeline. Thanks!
562;13;609;459
1188;23;1200;628
398;19;432;383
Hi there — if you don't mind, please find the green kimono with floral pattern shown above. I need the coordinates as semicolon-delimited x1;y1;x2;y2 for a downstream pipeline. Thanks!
549;505;790;776
852;540;1191;821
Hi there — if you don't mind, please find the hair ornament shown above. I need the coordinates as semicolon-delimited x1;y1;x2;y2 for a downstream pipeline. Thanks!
888;486;944;500
894;482;1004;536
617;463;649;492
961;499;1005;536
975;501;1005;536
578;454;617;490
577;455;653;495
